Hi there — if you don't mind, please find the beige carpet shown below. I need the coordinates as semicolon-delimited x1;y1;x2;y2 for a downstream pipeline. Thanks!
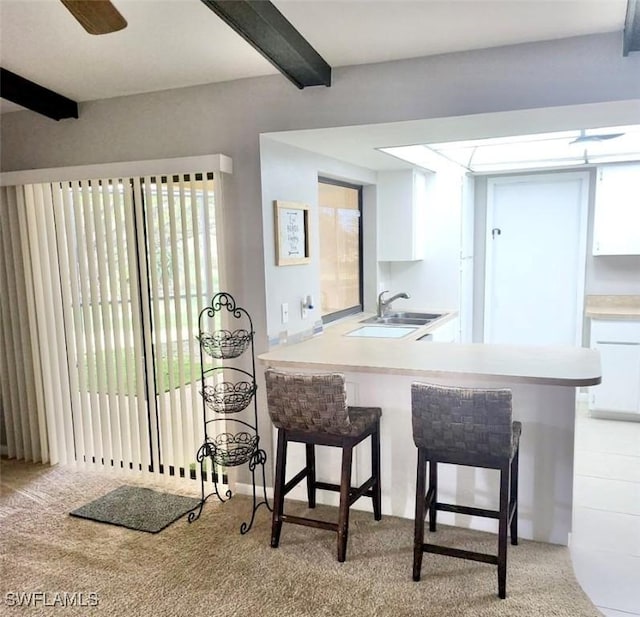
0;459;601;617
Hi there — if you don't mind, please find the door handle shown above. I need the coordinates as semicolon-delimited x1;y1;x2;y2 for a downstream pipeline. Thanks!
492;228;502;239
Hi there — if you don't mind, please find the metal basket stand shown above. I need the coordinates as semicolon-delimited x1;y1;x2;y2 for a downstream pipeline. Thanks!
187;292;271;534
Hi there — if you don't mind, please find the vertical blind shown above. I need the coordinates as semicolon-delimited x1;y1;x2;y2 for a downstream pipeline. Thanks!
0;166;227;485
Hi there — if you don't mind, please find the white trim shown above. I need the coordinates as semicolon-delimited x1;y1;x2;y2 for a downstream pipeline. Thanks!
234;482;273;500
484;171;589;346
0;154;233;186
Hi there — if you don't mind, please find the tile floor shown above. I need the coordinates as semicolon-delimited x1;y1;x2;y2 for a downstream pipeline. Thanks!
570;402;640;616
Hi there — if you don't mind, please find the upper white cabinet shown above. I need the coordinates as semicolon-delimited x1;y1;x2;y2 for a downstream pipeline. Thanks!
592;163;640;255
377;169;429;261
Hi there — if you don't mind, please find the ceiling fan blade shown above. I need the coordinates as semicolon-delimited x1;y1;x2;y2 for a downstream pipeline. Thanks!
60;0;127;35
570;130;625;145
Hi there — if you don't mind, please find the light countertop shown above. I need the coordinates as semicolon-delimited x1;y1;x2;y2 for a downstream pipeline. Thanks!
259;313;602;387
585;295;640;320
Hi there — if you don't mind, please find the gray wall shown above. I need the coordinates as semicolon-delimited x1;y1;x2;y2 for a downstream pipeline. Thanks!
3;32;639;348
2;32;640;457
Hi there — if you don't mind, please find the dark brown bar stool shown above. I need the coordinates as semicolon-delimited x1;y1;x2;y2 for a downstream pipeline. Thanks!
411;382;521;599
265;369;382;562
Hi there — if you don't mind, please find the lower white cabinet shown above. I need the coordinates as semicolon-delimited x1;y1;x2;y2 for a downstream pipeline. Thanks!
430;317;458;343
589;319;640;418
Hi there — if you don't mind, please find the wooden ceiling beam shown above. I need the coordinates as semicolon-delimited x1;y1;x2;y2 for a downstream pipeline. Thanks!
623;0;640;56
1;68;79;120
200;0;331;89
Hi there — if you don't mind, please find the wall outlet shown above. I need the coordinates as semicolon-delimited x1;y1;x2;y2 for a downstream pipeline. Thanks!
281;302;289;324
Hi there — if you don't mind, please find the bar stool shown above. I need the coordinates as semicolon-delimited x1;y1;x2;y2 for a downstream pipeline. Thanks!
264;369;382;562
411;382;521;599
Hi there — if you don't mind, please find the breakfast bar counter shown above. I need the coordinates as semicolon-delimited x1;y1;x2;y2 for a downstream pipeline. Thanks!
259;315;602;545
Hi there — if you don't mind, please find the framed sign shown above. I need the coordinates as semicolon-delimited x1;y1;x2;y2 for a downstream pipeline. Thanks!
274;200;310;266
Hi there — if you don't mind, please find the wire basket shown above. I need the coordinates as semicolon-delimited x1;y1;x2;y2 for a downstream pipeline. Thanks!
200;380;256;414
198;329;253;359
209;432;258;467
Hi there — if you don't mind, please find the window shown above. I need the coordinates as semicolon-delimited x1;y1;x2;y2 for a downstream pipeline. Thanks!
0;161;227;486
318;178;363;322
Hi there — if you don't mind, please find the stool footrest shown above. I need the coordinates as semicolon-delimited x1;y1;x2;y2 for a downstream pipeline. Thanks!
314;477;376;507
282;514;337;533
422;543;498;565
437;502;500;520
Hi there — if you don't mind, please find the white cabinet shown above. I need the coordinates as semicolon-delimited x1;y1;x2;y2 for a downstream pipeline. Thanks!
430;317;459;342
377;169;429;261
589;319;640;418
592;163;640;255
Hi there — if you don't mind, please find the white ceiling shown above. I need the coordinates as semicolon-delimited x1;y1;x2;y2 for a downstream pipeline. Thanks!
0;0;629;114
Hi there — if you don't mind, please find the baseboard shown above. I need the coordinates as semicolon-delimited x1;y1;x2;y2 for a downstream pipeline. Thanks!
589;409;640;422
233;482;274;500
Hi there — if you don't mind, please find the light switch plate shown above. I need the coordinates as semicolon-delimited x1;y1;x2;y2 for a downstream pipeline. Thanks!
281;303;289;324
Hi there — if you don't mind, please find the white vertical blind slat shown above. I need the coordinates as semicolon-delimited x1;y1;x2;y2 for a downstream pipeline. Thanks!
16;187;46;462
40;182;75;465
111;178;137;474
178;177;196;481
128;177;150;474
142;176;164;477
166;175;185;472
157;175;175;476
189;176;204;483
6;186;41;462
76;180;104;465
94;180;124;469
24;184;63;463
90;180;118;468
58;182;91;466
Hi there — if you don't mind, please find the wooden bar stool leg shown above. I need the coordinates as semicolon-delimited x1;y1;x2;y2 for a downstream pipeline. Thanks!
372;420;382;521
337;444;354;562
428;460;438;532
498;464;509;599
413;447;427;581
510;447;519;545
271;429;287;549
305;443;316;508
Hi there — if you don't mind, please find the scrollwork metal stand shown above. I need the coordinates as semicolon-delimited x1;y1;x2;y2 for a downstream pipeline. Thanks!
187;292;271;533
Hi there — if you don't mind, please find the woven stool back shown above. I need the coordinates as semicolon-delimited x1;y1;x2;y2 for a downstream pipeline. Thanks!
411;383;514;459
265;369;354;435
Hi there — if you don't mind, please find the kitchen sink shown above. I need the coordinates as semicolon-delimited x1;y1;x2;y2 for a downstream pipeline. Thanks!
387;311;442;320
360;311;443;326
346;325;418;338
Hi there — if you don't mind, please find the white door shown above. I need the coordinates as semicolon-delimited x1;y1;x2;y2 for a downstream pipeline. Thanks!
484;172;588;346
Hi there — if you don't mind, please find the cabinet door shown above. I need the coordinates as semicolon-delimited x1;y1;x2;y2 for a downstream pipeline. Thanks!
593;164;640;255
591;341;640;413
377;170;427;261
430;318;458;342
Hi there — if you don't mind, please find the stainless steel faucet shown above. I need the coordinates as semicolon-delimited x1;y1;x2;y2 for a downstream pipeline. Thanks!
377;290;410;317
